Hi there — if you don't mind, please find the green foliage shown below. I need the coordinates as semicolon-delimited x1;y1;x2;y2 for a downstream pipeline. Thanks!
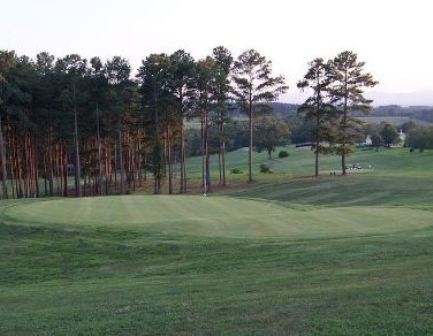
255;116;290;158
278;150;289;158
380;122;399;147
230;167;243;174
371;133;383;148
259;163;272;173
406;126;433;151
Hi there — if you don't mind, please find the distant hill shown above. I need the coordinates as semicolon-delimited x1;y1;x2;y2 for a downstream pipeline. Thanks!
264;103;433;125
229;102;299;117
355;116;432;126
356;105;433;124
221;102;433;128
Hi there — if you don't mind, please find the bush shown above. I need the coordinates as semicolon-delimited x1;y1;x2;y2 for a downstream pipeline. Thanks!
278;150;289;158
260;164;272;173
230;168;243;174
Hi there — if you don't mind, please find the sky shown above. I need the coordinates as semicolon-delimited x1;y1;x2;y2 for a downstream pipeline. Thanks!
1;0;432;105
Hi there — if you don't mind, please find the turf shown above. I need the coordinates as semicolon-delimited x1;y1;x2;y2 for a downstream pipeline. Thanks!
1;147;433;335
3;196;432;240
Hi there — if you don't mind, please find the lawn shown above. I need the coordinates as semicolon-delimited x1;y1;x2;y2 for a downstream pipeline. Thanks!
1;147;433;335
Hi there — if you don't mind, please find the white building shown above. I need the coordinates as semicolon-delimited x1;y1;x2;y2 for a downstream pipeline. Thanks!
364;135;372;146
399;129;406;144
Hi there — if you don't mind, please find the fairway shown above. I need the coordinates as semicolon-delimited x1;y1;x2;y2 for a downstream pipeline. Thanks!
3;196;432;239
2;147;433;335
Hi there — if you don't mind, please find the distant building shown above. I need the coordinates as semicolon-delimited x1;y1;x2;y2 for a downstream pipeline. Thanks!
364;135;372;146
399;129;406;144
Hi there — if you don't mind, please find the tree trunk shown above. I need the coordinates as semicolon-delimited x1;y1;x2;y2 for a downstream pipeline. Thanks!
205;106;210;192
48;147;54;196
114;140;118;192
341;68;348;176
217;109;223;185
0;117;8;199
8;132;16;199
96;102;103;195
63;146;68;197
166;125;173;194
180;126;186;193
153;92;161;195
341;151;346;176
118;127;125;194
73;81;82;197
201;112;205;191
221;140;226;186
248;95;253;183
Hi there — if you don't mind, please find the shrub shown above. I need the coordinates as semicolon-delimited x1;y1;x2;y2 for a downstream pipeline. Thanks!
278;150;289;158
260;164;272;173
230;168;243;174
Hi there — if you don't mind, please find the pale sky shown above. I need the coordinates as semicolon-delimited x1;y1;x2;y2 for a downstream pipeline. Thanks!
1;0;432;105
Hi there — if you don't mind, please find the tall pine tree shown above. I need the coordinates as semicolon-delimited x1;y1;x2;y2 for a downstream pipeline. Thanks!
232;49;288;182
297;58;336;177
329;51;378;175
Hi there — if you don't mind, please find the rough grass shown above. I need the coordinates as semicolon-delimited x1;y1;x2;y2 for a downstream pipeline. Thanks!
1;147;433;335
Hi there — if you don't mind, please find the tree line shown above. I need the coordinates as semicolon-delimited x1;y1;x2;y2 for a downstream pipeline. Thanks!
0;48;376;199
0;47;289;199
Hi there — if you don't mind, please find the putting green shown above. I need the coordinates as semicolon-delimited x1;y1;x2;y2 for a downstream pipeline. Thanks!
3;196;432;239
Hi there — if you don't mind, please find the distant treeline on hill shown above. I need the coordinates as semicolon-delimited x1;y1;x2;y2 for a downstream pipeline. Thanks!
261;103;433;123
229;102;299;118
368;105;433;123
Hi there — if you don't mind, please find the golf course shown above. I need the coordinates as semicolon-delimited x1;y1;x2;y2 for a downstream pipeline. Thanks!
1;146;433;335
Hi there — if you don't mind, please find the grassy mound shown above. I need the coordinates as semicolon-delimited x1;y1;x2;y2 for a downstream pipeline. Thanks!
3;196;432;239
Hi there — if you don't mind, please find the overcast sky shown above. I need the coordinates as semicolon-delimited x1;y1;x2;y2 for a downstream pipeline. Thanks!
2;0;432;104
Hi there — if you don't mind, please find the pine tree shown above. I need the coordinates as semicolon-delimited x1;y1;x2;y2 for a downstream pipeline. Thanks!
56;54;87;197
106;56;131;193
137;53;172;194
328;51;378;175
297;58;336;177
232;49;288;182
211;46;233;186
168;50;195;193
0;50;16;198
89;57;108;195
194;56;217;193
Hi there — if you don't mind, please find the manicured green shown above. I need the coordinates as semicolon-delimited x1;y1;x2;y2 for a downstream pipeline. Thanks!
1;146;433;335
3;196;432;239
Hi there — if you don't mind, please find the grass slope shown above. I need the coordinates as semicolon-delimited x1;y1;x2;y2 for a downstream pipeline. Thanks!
1;147;433;335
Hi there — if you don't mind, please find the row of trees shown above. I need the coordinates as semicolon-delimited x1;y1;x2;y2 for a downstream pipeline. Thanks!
0;47;287;199
406;126;433;151
365;122;401;148
297;51;378;176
